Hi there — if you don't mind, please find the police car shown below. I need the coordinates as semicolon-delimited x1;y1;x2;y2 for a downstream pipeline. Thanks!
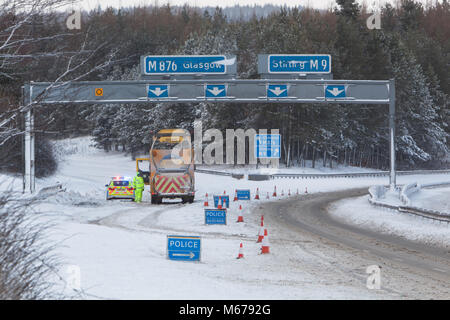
105;176;135;201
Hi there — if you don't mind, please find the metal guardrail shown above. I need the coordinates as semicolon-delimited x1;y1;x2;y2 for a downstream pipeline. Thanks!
196;168;450;180
272;169;450;179
368;182;450;223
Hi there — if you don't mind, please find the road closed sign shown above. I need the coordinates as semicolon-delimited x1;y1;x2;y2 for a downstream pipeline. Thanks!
167;235;201;262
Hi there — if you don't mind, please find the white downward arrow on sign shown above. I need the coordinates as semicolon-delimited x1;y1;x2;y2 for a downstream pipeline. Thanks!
207;87;225;96
173;252;195;258
149;87;167;97
327;87;344;97
269;87;287;96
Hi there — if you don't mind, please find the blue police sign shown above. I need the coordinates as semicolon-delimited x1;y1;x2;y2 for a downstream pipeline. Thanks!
268;54;331;74
325;85;346;98
236;189;251;200
267;84;288;98
143;55;229;75
255;134;281;158
147;85;169;98
205;84;226;98
204;209;227;225
167;235;201;262
213;195;229;208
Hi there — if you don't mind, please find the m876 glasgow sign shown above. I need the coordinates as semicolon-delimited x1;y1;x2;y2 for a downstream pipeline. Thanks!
141;55;234;75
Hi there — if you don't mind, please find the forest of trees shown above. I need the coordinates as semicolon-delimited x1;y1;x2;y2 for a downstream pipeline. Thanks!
1;0;449;176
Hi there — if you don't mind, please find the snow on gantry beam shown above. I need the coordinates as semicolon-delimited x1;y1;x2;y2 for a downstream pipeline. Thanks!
23;79;391;105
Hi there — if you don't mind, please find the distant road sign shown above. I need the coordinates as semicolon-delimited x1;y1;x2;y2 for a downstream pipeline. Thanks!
95;88;103;96
204;209;227;225
147;84;169;98
236;189;251;200
142;55;232;75
255;134;281;159
205;84;226;98
267;84;288;98
268;54;331;74
325;85;346;98
213;195;229;208
167;235;201;262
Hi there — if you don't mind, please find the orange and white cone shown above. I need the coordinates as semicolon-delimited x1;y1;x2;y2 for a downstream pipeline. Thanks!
217;196;222;209
237;205;244;222
272;186;277;197
288;189;291;196
260;235;270;254
296;188;299;195
233;189;238;201
223;190;227;195
305;187;308;194
266;192;270;199
254;188;260;200
237;243;244;259
204;193;209;207
281;189;284;197
257;216;265;242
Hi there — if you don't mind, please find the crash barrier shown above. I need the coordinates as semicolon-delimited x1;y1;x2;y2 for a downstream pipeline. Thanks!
272;169;450;179
368;182;450;223
248;174;271;181
37;183;65;196
197;168;450;180
400;182;420;205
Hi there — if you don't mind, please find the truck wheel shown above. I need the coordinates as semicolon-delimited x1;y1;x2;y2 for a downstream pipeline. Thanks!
188;196;194;204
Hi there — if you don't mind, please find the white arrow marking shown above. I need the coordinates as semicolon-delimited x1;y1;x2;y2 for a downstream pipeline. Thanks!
207;87;225;96
211;57;236;66
149;87;167;97
173;252;195;258
269;87;287;96
326;87;345;97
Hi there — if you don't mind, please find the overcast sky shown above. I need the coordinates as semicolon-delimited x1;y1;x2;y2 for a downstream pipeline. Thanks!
67;0;435;11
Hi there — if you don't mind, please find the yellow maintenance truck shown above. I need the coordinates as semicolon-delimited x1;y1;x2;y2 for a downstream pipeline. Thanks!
136;129;195;204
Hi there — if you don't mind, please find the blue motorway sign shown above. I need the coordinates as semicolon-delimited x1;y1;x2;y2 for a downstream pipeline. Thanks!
148;85;169;98
213;195;229;208
267;84;288;98
143;55;229;75
167;235;201;262
255;134;281;158
268;54;331;74
205;84;226;98
236;189;251;200
325;85;346;98
204;208;227;225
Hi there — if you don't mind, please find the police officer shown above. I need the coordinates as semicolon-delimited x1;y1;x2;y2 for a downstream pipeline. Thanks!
133;171;145;203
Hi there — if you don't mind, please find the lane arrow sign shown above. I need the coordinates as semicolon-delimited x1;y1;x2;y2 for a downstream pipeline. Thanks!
173;252;195;259
148;85;169;98
267;84;288;98
325;85;346;98
205;84;226;98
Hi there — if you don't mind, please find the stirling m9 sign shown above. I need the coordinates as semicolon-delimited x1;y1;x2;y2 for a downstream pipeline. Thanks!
268;54;331;74
142;55;235;75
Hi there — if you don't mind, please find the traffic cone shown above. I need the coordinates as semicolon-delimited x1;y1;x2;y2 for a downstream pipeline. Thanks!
204;193;209;207
260;235;270;254
224;190;226;195
217;196;222;209
237;205;244;222
288;189;291;196
296;188;299;195
257;216;264;242
236;243;244;259
254;188;260;200
233;189;238;201
305;187;308;194
281;189;284;197
266;192;270;199
272;186;277;197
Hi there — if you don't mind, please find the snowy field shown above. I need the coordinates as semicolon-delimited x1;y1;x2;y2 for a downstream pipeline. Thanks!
2;136;450;299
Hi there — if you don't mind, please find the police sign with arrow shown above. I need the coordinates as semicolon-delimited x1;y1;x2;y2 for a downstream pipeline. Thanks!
167;235;201;262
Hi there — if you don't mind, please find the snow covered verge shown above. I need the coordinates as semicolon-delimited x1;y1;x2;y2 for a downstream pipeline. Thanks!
329;195;450;248
2;136;450;299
